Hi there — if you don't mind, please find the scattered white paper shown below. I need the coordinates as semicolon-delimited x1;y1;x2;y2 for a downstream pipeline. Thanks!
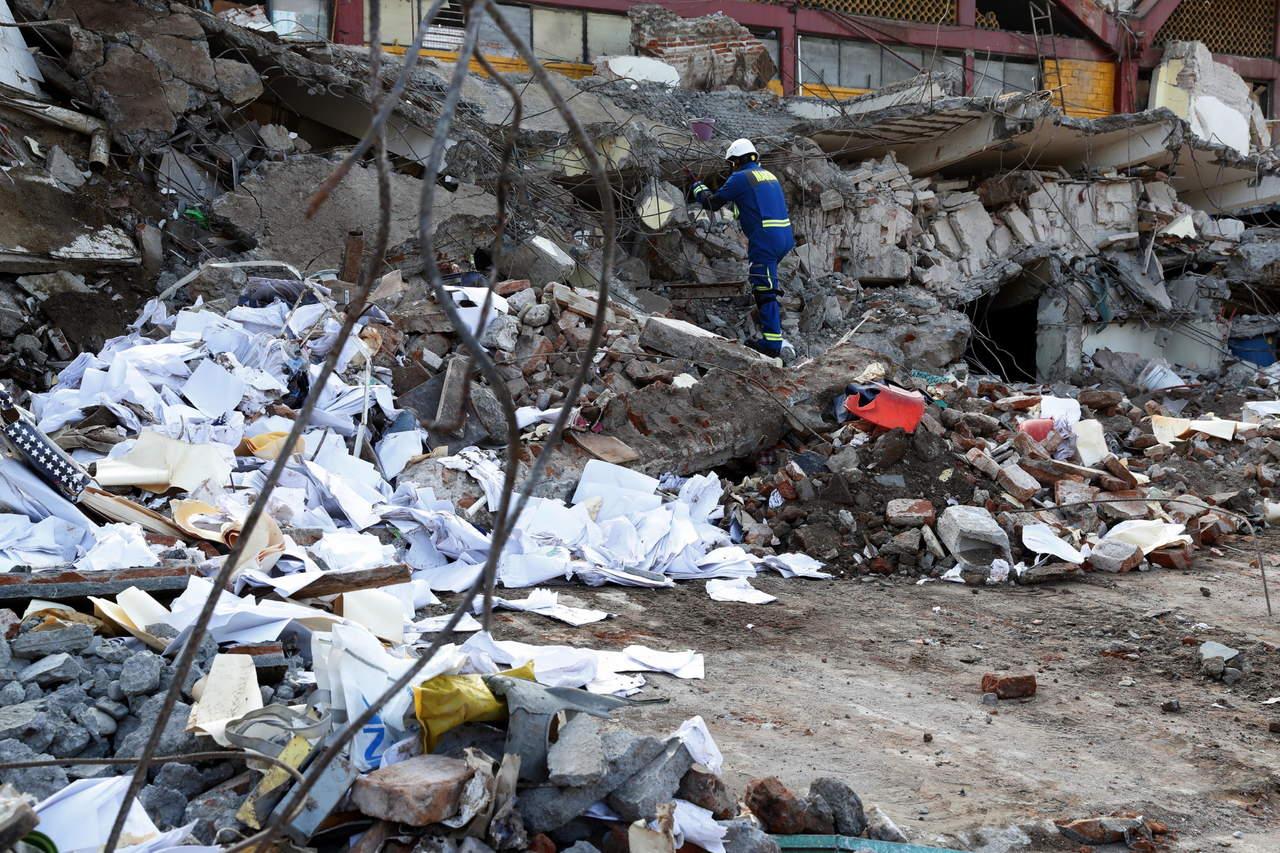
705;577;776;604
34;775;196;853
1021;523;1084;564
181;357;245;419
671;716;723;774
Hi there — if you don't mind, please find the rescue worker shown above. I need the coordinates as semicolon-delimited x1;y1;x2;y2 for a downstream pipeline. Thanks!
689;138;794;356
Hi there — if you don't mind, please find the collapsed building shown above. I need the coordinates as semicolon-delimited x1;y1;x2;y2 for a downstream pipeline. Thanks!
2;1;1280;852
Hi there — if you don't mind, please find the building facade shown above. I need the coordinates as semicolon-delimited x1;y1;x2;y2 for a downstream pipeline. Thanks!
266;0;1280;119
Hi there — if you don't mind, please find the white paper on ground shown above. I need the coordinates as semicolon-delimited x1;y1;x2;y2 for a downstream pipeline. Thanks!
414;612;484;633
95;430;232;492
1072;419;1108;466
310;530;396;572
759;553;831;579
187;654;263;746
323;622;462;770
376;428;423;478
671;716;723;774
481;588;611;626
1189;419;1237;440
515;406;564;429
75;523;158;572
705;577;776;604
1038;396;1081;425
670;800;727;853
340;588;406;644
1242;401;1280;423
1021;523;1084;564
0;515;82;571
620;645;704;679
1102;519;1192;554
33;775;195;853
181;357;245;419
1151;415;1192;445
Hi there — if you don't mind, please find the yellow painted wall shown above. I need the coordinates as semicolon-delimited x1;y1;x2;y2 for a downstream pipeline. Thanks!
379;45;595;79
1041;58;1117;118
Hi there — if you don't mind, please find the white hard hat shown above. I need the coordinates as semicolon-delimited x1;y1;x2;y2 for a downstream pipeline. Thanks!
724;138;757;159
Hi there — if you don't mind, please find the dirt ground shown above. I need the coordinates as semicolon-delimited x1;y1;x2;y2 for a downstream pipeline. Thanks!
479;532;1280;852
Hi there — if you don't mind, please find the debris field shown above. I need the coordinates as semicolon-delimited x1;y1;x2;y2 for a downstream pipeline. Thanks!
0;3;1279;853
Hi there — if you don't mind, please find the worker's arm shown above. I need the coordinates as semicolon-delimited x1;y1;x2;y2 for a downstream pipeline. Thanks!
691;171;747;212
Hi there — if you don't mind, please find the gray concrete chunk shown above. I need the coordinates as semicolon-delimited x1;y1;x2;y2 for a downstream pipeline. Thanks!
936;505;1011;565
19;653;83;685
518;731;665;833
120;651;164;695
547;714;605;787
607;739;693;822
11;625;95;657
0;738;69;800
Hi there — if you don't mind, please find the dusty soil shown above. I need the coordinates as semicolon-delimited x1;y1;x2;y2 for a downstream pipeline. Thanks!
470;532;1280;852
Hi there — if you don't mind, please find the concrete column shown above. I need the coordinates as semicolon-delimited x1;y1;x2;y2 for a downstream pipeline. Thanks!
779;6;798;95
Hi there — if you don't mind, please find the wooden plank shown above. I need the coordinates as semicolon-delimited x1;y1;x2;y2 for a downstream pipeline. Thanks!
291;563;412;599
553;283;616;323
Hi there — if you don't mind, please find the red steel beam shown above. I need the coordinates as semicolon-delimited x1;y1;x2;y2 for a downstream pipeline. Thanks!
1051;0;1126;53
333;0;363;44
1132;0;1184;46
1136;45;1280;80
487;0;1112;62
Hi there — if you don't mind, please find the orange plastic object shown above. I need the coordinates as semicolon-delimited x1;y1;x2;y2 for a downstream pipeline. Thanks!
844;384;926;433
1019;418;1053;442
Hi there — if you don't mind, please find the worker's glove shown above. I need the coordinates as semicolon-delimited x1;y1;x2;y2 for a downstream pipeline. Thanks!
687;180;711;207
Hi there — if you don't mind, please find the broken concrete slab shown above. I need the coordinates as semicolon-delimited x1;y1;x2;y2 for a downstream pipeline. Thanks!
606;739;692;822
0;170;138;273
936;505;1011;566
211;156;495;272
547;714;605;787
518;731;665;833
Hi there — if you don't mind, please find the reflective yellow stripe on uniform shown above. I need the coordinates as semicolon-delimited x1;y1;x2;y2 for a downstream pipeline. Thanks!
761;218;791;227
762;332;783;341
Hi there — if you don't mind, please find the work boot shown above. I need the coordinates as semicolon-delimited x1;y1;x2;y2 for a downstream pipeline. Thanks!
745;339;782;358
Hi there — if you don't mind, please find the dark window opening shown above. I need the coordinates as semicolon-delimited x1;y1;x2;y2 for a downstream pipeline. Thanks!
965;287;1040;381
974;1;1093;39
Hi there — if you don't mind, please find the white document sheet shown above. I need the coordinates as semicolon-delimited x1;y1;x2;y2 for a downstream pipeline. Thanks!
181;357;245;419
1021;523;1084;564
705;577;776;604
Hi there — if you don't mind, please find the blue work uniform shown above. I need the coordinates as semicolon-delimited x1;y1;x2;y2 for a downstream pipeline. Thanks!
692;162;794;352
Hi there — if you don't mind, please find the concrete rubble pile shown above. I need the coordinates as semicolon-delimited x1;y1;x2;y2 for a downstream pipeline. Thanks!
0;1;1279;852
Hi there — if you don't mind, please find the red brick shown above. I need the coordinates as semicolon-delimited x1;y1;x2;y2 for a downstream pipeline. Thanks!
1148;542;1194;569
495;278;530;296
885;498;935;527
980;673;1037;699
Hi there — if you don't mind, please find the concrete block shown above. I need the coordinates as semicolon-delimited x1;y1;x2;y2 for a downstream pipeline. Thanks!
936;505;1010;565
547;713;605;787
351;755;472;826
519;732;665;833
1085;539;1144;573
607;739;693;822
11;625;96;658
19;653;83;685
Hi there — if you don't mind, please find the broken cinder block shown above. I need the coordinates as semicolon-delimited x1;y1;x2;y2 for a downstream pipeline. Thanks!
351;755;472;826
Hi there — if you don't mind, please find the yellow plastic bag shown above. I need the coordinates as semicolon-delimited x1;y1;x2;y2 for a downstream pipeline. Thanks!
413;662;535;751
